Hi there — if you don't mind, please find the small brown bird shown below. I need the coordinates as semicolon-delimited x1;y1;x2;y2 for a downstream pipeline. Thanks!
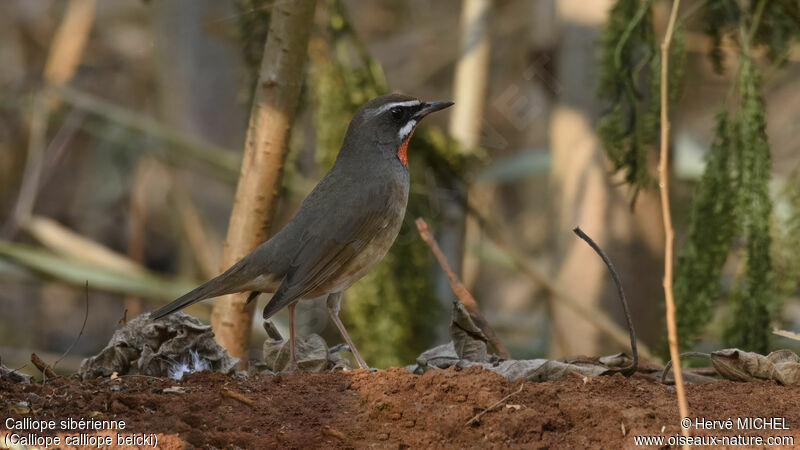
150;94;453;371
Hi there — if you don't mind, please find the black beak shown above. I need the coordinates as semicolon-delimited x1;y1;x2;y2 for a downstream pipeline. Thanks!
414;101;454;120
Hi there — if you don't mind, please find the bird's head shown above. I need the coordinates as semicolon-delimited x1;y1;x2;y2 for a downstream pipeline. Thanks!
342;94;454;167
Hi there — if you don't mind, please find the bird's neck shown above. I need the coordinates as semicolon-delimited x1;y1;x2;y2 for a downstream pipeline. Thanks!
396;128;415;166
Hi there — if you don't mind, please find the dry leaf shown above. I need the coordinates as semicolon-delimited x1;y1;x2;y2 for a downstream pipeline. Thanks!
262;333;329;372
261;321;351;372
79;312;238;379
710;348;800;385
451;297;489;362
1;363;31;384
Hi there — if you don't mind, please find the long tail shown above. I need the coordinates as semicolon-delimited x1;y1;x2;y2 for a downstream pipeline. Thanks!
150;264;246;319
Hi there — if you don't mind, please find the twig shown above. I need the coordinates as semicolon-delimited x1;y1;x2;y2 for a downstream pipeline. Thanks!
118;308;128;325
462;201;657;361
773;328;800;342
31;353;57;379
53;281;89;370
40;108;86;188
416;218;511;359
464;385;523;426
658;0;689;439
2;97;48;238
118;374;163;381
221;388;255;407
661;352;711;384
747;0;768;45
572;227;637;376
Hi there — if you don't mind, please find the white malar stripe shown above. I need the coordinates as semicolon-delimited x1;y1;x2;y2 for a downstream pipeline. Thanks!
366;100;420;118
397;119;417;139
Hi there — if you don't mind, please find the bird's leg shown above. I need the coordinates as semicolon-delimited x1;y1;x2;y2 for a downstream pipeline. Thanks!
285;302;299;373
326;292;368;370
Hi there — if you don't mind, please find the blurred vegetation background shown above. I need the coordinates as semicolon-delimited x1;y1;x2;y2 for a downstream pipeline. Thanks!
1;0;799;375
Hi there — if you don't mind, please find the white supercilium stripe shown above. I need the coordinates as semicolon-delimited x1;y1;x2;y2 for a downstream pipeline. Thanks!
366;100;420;118
397;119;417;139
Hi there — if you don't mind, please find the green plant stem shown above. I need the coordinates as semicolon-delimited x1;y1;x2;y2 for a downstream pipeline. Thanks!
748;0;768;44
614;0;656;70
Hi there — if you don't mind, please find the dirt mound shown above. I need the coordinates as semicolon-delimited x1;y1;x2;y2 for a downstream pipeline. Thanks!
2;366;799;448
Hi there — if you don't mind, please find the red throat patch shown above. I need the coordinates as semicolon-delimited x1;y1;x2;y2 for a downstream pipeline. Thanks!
397;128;415;166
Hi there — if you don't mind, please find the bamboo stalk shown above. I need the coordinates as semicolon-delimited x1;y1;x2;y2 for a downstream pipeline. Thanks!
22;215;146;274
43;0;96;90
0;240;198;301
658;0;689;440
2;0;95;238
450;0;491;149
210;0;317;363
450;0;492;294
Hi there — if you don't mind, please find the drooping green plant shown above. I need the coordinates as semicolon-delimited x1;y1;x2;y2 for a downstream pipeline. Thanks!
772;168;800;300
597;0;686;201
673;111;738;348
601;0;799;354
723;56;774;353
704;0;800;73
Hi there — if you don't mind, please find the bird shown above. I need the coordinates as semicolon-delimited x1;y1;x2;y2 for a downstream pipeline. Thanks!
150;94;454;372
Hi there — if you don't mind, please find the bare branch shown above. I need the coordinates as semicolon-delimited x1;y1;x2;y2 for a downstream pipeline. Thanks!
658;0;690;439
416;218;510;359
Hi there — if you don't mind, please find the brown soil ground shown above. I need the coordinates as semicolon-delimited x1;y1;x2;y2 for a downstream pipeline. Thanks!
2;366;799;448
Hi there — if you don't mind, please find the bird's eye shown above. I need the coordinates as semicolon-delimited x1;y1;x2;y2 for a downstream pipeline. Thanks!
390;107;404;120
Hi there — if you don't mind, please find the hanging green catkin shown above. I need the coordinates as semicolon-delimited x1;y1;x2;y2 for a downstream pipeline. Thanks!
724;57;775;353
597;0;686;202
772;168;800;299
673;111;738;350
597;0;657;196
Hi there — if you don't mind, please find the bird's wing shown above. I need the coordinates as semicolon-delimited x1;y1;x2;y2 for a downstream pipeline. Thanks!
261;196;391;319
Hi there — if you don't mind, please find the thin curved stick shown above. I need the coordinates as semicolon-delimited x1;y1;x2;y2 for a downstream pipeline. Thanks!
53;281;89;370
572;227;637;376
661;352;711;384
